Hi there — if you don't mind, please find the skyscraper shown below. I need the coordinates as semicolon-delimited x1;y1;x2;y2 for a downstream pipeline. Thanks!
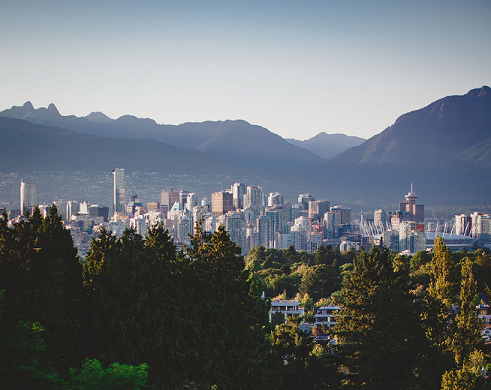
244;186;262;218
211;191;233;217
231;182;246;210
20;180;37;216
161;188;180;214
112;168;125;215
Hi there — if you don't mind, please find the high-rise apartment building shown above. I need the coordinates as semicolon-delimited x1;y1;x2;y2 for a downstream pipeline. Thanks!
186;193;198;211
455;214;471;236
374;209;388;227
112;168;125;215
309;200;330;220
268;192;283;207
211;191;234;217
160;188;180;214
244;186;262;218
256;215;275;248
330;206;351;225
298;193;315;210
231;182;246;210
20;180;38;216
471;212;491;247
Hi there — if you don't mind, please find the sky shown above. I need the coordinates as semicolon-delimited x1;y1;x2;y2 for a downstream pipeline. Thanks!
1;0;490;140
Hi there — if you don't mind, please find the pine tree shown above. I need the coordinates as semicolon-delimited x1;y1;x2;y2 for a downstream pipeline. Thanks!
0;206;84;373
177;224;272;389
334;247;429;389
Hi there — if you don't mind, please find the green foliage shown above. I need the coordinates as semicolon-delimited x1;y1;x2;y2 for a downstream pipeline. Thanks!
271;310;286;327
295;292;313;310
441;350;487;390
0;206;84;373
175;224;272;389
270;315;338;389
411;250;432;273
69;359;148;390
284;245;298;265
82;223;178;388
450;258;484;368
334;247;431;389
298;264;341;301
0;290;66;390
245;245;266;265
428;236;457;306
246;258;263;272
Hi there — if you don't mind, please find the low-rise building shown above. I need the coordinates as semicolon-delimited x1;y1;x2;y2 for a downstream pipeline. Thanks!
269;299;304;322
314;304;342;329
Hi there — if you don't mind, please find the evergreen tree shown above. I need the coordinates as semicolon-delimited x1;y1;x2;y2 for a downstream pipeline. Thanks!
0;206;84;373
285;245;298;265
334;247;429;389
314;244;327;265
177;224;272;389
428;236;457;306
451;258;483;368
83;224;178;389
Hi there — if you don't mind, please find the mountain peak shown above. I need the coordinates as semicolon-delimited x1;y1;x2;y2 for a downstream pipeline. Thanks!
47;103;60;115
86;111;114;124
23;101;34;110
478;85;490;98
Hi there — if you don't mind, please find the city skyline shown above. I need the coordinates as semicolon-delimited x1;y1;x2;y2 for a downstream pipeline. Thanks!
1;0;490;140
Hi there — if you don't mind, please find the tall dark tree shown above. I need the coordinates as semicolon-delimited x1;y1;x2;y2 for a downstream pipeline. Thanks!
334;247;430;389
177;224;272;389
285;245;298;265
314;244;327;265
0;206;84;373
82;224;179;389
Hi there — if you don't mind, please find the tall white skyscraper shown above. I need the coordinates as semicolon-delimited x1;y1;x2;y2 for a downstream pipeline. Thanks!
244;186;262;218
112;168;125;215
20;180;37;216
231;182;246;210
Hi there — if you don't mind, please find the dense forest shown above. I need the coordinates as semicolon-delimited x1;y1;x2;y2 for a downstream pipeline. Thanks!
1;206;491;389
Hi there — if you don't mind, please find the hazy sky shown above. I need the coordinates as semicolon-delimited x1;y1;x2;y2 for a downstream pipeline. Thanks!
1;0;490;140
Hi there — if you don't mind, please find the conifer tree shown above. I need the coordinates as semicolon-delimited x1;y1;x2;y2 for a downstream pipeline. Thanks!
83;224;178;389
177;224;272;389
334;247;429;389
0;206;84;373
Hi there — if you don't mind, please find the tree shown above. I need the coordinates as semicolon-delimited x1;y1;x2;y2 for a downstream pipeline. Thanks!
0;290;66;390
314;245;327;265
334;247;430;389
270;315;338;389
451;258;484;368
285;245;298;265
0;206;84;374
441;258;487;390
299;264;340;301
428;236;457;306
83;224;179;389
176;224;272;389
69;359;148;390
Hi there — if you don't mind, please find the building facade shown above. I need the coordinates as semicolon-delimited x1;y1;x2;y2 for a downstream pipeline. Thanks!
112;168;125;215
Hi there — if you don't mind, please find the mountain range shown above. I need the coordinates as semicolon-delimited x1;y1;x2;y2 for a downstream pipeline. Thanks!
0;86;490;210
0;104;326;174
